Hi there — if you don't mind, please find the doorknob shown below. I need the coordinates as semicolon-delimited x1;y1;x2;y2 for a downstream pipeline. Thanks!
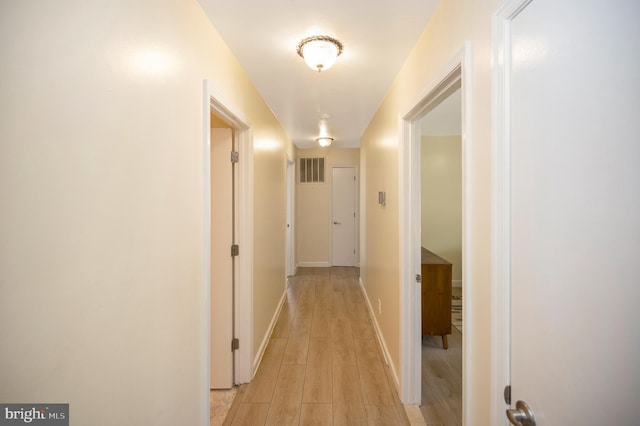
333;221;341;225
506;400;536;426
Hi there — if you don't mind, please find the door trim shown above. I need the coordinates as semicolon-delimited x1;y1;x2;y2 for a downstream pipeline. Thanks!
398;42;472;415
490;1;532;424
202;80;254;426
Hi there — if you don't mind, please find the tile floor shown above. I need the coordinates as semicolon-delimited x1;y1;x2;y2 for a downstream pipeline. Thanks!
211;387;238;426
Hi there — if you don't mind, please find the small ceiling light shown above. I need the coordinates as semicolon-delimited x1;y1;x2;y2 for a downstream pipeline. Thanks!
316;137;334;147
296;35;343;72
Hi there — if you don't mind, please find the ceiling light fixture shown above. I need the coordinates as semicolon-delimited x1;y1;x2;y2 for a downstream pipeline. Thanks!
296;35;343;72
316;137;334;147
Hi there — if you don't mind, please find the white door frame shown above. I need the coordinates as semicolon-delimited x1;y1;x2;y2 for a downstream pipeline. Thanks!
490;1;533;424
398;42;472;414
202;80;254;425
490;1;529;423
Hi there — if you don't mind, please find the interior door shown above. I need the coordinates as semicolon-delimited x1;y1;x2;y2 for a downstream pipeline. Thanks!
286;159;296;276
331;167;356;266
210;127;234;389
506;0;640;424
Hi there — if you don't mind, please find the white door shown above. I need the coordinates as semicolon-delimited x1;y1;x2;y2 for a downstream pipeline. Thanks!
210;127;234;389
503;0;640;424
286;159;296;276
331;167;356;266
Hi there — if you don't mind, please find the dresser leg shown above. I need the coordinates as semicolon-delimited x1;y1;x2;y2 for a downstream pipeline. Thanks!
442;334;448;349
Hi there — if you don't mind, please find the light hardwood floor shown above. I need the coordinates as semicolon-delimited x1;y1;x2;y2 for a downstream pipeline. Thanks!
221;267;411;426
420;327;462;425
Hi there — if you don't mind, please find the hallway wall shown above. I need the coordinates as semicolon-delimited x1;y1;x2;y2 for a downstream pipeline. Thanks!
0;1;293;425
421;135;463;282
296;148;360;266
360;0;501;423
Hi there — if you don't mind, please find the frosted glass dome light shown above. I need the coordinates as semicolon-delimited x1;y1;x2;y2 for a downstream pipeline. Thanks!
297;35;343;72
316;137;334;147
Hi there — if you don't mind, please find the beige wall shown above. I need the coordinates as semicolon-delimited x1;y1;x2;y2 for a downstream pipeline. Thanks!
360;0;501;423
421;135;462;281
253;124;295;353
0;1;292;425
296;148;360;266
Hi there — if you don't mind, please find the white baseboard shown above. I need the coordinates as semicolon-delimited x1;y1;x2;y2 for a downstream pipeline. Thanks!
252;285;287;376
358;277;400;390
452;280;462;288
296;261;330;268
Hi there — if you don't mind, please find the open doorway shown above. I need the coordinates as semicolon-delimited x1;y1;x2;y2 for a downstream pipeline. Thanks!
203;81;254;424
398;44;471;424
209;122;235;390
419;88;462;423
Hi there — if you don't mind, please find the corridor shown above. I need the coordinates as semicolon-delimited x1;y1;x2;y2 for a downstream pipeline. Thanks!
222;267;410;425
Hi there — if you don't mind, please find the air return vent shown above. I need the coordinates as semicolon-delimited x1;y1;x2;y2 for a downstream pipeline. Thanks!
299;157;325;183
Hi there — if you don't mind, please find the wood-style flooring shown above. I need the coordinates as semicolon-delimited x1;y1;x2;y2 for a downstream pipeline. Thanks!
420;326;462;425
222;267;411;426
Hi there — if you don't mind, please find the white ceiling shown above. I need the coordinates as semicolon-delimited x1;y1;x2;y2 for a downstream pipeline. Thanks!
198;0;440;148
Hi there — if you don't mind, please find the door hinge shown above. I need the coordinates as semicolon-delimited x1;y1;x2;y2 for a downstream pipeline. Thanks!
231;151;239;163
416;274;422;283
231;244;239;257
504;385;511;405
231;338;239;351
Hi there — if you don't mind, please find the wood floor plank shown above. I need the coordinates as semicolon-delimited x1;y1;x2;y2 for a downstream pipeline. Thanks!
282;316;311;365
347;301;369;322
350;317;375;341
314;279;333;307
332;362;367;425
302;338;332;403
331;290;348;318
265;364;306;426
296;299;315;319
300;403;333;426
310;305;332;339
272;302;296;338
353;337;382;369
229;403;269;426
298;278;317;304
331;317;357;365
243;338;287;403
364;404;405;426
357;357;395;407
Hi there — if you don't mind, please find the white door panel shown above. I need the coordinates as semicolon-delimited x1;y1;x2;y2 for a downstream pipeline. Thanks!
210;128;233;389
506;0;640;424
286;159;295;276
332;167;356;266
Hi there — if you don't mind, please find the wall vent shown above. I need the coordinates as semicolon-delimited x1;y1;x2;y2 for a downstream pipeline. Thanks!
299;157;325;183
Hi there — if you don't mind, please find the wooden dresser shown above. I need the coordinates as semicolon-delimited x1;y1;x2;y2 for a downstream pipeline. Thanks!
421;247;452;349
